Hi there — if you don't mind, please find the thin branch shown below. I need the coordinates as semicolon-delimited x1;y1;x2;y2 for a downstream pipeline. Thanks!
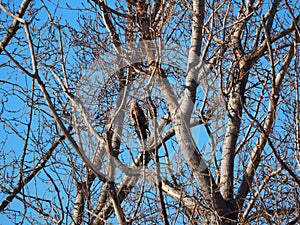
0;0;32;53
237;39;297;209
0;134;66;212
242;168;282;220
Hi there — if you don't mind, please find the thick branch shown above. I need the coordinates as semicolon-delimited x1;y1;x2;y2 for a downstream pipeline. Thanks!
0;0;32;53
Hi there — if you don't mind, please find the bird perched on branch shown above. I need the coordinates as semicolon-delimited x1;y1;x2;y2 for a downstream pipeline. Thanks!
130;101;149;140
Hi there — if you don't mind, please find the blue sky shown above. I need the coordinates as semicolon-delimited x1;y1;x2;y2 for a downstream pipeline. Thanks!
1;0;299;224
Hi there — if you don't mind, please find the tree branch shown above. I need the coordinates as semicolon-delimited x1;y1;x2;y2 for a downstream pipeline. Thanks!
0;0;32;54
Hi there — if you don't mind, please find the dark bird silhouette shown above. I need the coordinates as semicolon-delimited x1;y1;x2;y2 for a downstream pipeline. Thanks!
130;101;149;140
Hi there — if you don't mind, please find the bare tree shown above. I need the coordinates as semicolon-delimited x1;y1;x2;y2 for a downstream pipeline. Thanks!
0;0;299;224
